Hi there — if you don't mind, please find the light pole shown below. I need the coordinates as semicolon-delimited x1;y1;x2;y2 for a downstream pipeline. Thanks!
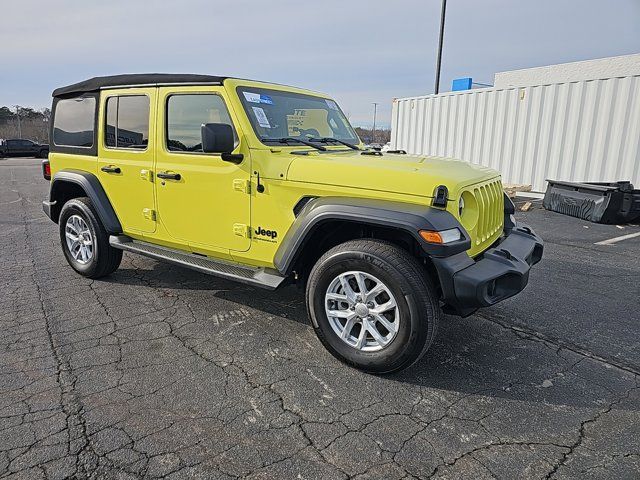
372;102;378;145
434;0;447;94
14;105;22;139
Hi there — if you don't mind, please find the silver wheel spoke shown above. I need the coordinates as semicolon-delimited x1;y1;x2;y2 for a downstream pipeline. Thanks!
355;272;368;296
365;320;386;345
338;275;357;304
326;292;349;302
373;298;396;314
341;317;356;339
365;283;385;302
355;324;367;349
327;309;354;319
372;313;397;334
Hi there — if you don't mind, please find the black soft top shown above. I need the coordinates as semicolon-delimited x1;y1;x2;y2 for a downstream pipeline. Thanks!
52;73;228;97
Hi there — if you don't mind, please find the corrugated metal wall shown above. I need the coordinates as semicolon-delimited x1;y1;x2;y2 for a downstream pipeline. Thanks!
391;75;640;192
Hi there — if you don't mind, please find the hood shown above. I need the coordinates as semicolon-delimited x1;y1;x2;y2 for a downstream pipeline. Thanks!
286;150;499;199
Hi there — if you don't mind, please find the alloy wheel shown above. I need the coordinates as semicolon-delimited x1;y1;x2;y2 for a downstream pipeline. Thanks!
324;271;400;352
65;215;94;264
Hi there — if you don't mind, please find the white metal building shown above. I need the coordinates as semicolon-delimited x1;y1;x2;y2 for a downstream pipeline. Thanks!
390;54;640;192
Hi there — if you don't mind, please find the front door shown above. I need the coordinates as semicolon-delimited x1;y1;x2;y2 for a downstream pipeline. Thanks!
97;89;157;234
154;87;251;253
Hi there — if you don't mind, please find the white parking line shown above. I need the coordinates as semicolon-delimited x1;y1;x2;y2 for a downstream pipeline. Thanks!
594;231;640;245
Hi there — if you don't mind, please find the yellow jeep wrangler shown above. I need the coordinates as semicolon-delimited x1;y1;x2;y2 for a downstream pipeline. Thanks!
42;74;543;373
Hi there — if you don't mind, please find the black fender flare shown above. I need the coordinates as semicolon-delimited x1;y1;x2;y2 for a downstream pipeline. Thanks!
46;169;122;233
273;197;470;275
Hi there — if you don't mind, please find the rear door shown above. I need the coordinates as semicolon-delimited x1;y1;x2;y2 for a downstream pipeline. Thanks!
97;89;157;234
154;87;251;253
6;140;23;156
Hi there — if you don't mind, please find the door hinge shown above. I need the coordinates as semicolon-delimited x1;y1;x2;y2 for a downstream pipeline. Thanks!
140;169;153;182
233;223;251;238
142;208;156;221
233;179;251;194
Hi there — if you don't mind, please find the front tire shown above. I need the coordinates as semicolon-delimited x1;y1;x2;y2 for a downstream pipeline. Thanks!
306;239;441;374
58;197;122;279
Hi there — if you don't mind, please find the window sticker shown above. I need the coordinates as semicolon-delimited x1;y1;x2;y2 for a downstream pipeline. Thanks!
243;92;274;105
252;106;271;128
243;92;261;103
325;99;339;110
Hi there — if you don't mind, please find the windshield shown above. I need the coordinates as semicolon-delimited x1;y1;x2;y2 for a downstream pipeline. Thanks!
237;87;360;146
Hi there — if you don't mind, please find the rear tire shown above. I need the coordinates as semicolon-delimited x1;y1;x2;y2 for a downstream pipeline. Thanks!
59;197;122;279
39;150;48;159
306;239;441;374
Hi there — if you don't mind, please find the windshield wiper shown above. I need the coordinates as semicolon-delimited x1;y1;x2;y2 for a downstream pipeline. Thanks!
261;137;326;151
307;137;360;150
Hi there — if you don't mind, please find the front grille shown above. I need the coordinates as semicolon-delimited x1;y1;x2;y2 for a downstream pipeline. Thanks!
460;179;504;256
472;180;503;245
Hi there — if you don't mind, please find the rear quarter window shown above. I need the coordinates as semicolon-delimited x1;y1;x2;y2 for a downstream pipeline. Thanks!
105;95;150;149
53;97;96;148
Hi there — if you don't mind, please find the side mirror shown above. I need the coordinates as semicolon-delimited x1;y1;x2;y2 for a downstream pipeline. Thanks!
201;123;243;164
200;123;244;164
201;123;234;153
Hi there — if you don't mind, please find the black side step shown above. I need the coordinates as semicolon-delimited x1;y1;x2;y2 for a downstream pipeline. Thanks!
109;235;287;290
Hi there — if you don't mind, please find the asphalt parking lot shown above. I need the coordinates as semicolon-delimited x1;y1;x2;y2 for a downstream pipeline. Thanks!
1;157;639;479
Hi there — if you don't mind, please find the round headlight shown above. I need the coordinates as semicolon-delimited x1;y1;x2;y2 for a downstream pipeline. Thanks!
458;196;465;216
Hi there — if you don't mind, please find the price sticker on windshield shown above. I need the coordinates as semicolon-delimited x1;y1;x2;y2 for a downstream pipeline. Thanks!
252;107;271;128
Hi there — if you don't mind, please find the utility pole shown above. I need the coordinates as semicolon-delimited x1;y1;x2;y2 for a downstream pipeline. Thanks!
14;105;22;139
372;102;378;145
434;0;447;94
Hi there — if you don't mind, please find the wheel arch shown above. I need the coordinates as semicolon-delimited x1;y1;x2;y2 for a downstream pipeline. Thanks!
47;170;122;233
274;197;466;280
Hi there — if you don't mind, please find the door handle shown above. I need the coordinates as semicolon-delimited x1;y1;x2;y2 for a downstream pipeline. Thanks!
157;172;181;180
101;165;121;174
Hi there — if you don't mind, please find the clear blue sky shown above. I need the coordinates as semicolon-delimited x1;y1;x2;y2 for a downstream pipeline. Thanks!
1;0;638;127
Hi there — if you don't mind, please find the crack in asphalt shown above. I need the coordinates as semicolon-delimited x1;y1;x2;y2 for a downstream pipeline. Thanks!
477;312;640;376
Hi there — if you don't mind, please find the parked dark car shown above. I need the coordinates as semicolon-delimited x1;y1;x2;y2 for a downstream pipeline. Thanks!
0;139;49;158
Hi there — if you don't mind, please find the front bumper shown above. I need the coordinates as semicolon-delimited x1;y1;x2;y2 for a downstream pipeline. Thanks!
432;223;543;317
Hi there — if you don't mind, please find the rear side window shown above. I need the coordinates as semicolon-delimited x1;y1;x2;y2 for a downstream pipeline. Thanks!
166;94;236;152
105;95;150;149
53;97;96;148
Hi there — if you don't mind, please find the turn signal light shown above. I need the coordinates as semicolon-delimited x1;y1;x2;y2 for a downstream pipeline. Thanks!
419;228;461;244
